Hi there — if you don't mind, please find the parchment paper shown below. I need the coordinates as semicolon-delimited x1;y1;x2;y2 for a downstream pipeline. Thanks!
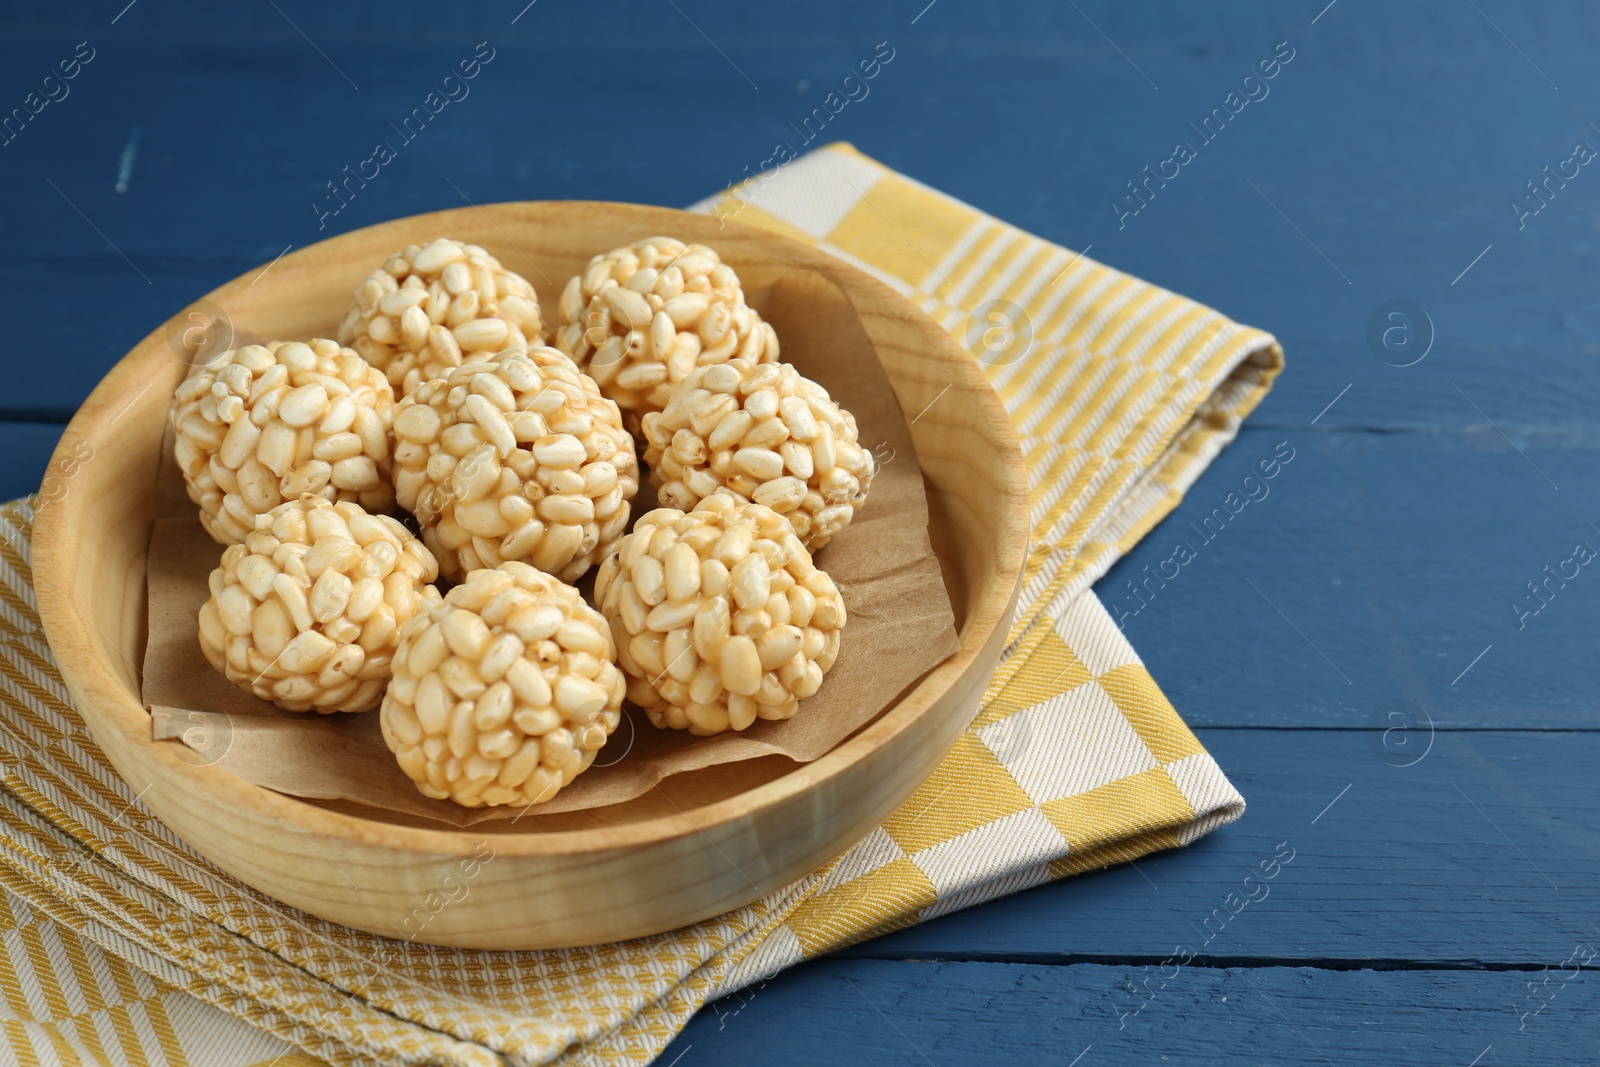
143;269;960;826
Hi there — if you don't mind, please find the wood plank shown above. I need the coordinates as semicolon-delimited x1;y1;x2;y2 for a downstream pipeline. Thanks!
2;448;1579;961
1112;428;1600;728
665;958;1598;1066
0;423;63;503
0;1;1592;1061
1;4;1598;427
12;422;1592;725
839;728;1596;967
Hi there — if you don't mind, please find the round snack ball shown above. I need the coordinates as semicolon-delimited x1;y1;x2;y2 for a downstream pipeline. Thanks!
553;236;779;428
381;562;626;808
641;360;875;549
171;339;396;546
338;237;544;399
197;495;441;713
594;493;845;736
390;347;639;583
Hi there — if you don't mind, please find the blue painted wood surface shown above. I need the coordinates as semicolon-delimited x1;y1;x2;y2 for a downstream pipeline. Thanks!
3;2;1597;1063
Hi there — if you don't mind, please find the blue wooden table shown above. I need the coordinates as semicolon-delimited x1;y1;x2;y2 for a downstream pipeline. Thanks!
5;2;1598;1062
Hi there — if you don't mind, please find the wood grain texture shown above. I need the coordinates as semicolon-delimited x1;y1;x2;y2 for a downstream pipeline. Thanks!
0;424;64;502
5;0;1598;1058
3;3;1598;431
847;729;1597;966
30;202;1028;949
663;958;1598;1066
25;422;1600;731
1109;429;1600;729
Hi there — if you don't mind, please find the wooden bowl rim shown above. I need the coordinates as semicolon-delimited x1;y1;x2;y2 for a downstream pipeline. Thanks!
34;200;1028;860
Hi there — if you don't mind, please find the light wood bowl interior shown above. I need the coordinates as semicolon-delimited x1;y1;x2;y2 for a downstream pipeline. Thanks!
32;202;1028;948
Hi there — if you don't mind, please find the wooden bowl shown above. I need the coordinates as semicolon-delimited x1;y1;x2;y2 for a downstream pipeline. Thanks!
32;203;1028;949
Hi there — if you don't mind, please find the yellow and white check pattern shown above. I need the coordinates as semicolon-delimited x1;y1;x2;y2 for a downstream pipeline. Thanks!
0;143;1281;1065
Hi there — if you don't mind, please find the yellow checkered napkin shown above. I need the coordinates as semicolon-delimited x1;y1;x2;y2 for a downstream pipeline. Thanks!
0;143;1281;1066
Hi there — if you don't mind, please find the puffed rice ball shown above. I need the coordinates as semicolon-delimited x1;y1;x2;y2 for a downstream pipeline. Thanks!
172;339;396;546
594;493;845;736
381;562;626;808
641;360;875;549
554;237;779;427
338;238;544;398
198;495;441;713
390;347;639;583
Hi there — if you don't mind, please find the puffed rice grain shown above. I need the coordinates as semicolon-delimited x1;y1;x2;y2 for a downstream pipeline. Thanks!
554;237;778;431
594;493;845;735
391;346;639;583
198;495;440;712
382;561;626;807
339;237;544;399
640;359;874;548
171;339;396;546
